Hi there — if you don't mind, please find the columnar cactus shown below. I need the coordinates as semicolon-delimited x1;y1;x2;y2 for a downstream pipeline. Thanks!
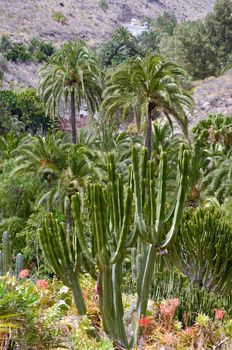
39;146;190;348
2;231;11;275
16;253;24;277
0;232;23;276
40;214;86;315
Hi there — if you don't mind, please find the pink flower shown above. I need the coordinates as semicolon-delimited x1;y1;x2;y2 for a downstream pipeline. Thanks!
19;269;29;279
164;333;176;345
214;309;225;320
168;298;180;308
139;316;153;328
160;298;180;319
36;279;49;289
184;327;195;337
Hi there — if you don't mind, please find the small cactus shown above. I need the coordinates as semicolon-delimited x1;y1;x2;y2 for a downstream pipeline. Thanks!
16;253;24;277
2;231;11;274
0;251;3;276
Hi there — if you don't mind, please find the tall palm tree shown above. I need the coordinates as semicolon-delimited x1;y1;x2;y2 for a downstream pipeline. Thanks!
38;41;102;144
102;53;194;157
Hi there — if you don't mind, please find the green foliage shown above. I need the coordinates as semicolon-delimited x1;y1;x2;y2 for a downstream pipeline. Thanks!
193;114;232;149
170;206;232;296
98;0;109;11
0;88;50;133
159;21;218;79
0;36;55;63
205;0;232;66
40;145;190;348
99;27;140;67
39;41;102;143
52;11;67;24
0;276;71;349
27;38;55;62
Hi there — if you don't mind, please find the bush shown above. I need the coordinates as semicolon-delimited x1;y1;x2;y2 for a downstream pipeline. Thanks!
52;11;67;24
98;0;109;11
0;35;55;63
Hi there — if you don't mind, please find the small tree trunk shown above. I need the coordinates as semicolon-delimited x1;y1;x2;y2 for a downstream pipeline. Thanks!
70;90;77;144
145;103;155;159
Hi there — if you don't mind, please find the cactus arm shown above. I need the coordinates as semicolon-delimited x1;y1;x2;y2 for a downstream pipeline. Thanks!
160;150;189;249
132;147;146;236
112;262;129;348
155;152;167;240
110;186;133;264
39;222;68;286
71;194;96;266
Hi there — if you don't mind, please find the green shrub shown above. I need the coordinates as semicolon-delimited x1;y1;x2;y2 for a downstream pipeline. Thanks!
98;0;109;11
52;11;67;24
6;43;31;62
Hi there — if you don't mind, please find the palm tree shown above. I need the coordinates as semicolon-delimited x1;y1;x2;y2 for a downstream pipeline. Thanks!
102;53;194;158
38;41;102;144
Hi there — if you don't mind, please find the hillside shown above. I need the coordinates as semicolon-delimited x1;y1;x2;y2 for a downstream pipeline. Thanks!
0;0;216;46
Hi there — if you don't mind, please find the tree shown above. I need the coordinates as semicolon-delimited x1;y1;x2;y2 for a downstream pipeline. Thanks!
102;53;193;158
205;0;232;63
99;27;140;67
159;21;219;79
39;41;102;144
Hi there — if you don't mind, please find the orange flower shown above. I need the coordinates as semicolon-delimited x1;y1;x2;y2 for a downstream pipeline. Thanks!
139;316;152;328
36;279;49;289
19;269;29;279
214;309;225;320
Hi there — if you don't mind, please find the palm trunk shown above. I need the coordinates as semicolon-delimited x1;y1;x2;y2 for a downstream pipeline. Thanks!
70;90;77;144
145;104;154;159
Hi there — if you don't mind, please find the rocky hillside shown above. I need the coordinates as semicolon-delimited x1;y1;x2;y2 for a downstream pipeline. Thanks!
0;0;216;46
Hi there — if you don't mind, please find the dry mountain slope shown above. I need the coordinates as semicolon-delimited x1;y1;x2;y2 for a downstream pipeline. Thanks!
0;0;216;46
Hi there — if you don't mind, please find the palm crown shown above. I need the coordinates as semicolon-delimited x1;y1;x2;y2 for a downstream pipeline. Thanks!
102;53;194;157
39;41;102;144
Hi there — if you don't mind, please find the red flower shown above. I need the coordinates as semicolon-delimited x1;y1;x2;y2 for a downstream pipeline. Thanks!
139;316;152;328
36;279;49;289
19;269;29;279
214;309;225;320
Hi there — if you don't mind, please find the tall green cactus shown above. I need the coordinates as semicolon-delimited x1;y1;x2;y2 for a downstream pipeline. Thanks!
2;231;11;274
0;232;23;276
16;253;24;277
40;146;190;349
0;251;3;276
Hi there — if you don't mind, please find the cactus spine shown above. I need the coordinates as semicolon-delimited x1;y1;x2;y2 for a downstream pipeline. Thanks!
39;146;190;349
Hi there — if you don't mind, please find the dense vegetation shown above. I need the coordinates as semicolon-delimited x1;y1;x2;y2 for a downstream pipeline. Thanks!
1;0;232;349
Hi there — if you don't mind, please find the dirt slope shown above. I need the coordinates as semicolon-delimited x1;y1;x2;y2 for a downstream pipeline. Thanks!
0;0;216;46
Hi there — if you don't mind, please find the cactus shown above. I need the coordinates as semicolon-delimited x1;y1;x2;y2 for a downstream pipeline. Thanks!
39;146;190;349
39;212;86;315
2;231;11;274
0;232;24;277
16;253;24;277
0;251;3;276
169;206;232;296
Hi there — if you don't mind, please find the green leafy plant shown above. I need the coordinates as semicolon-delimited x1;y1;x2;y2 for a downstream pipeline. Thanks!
52;11;67;24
